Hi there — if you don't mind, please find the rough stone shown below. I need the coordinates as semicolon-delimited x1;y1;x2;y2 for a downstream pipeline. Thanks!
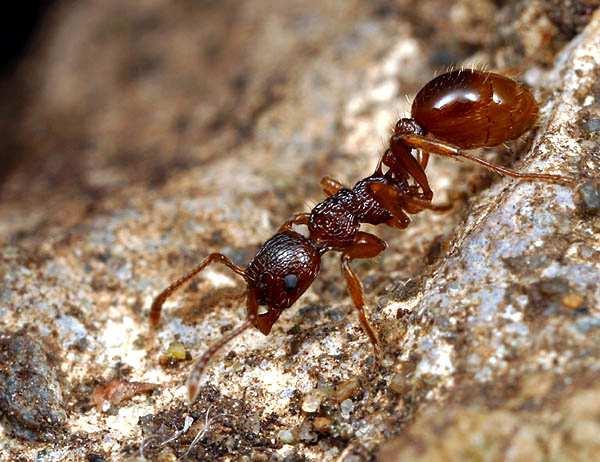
0;330;66;441
576;180;600;216
0;1;599;460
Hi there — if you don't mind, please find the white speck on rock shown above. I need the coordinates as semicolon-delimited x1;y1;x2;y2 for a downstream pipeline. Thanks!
56;314;88;348
340;399;354;419
278;429;295;445
416;332;455;378
302;390;323;413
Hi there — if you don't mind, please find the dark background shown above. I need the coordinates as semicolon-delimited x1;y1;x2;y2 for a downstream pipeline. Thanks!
0;1;54;77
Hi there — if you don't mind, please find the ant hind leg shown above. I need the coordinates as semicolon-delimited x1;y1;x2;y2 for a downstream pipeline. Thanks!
403;195;453;214
418;150;430;169
399;134;575;186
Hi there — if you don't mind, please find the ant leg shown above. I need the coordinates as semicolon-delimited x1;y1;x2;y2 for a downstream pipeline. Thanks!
320;176;345;196
403;195;453;213
340;231;387;353
400;134;576;186
149;253;246;327
386;140;433;200
419;151;430;169
368;183;411;229
369;181;449;219
278;213;310;232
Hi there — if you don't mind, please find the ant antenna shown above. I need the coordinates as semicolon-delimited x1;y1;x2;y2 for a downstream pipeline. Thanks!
148;252;252;403
187;319;254;403
149;253;247;327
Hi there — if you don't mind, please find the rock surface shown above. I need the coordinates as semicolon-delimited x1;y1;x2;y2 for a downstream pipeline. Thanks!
0;1;599;460
0;331;67;442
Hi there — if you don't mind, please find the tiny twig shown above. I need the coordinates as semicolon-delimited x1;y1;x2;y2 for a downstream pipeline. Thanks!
184;405;214;457
139;415;194;459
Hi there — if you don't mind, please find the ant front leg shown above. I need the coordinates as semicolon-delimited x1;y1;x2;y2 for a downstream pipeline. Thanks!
400;134;576;186
149;253;246;327
187;317;254;403
340;231;387;354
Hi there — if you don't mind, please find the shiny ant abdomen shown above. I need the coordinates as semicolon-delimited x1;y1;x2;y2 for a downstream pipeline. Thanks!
149;69;575;402
412;69;538;148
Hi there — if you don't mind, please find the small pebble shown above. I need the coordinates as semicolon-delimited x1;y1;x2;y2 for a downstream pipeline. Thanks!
574;316;600;334
0;331;66;441
313;416;332;433
298;421;317;443
277;429;295;444
343;455;362;462
539;277;570;296
166;342;187;360
250;451;269;462
334;377;360;402
87;455;106;462
562;293;585;310
389;373;406;394
340;399;354;419
583;118;600;133
576;180;600;217
301;390;323;413
159;342;189;366
156;448;177;462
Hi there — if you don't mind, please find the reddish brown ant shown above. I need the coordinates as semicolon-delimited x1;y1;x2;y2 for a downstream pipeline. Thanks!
149;69;575;402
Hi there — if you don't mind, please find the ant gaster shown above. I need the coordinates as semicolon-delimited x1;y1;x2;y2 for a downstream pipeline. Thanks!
149;69;575;402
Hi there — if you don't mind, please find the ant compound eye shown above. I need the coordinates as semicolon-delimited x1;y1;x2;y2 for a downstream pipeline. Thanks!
283;274;298;292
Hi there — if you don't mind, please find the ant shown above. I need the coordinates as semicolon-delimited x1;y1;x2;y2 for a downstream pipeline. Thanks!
149;69;575;402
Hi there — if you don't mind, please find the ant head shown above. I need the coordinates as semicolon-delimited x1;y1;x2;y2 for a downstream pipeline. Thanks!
245;231;321;334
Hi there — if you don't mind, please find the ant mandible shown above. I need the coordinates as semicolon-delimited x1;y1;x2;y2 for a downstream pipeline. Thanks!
149;69;575;402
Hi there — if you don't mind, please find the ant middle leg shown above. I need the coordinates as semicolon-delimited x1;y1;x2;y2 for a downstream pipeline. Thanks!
403;195;453;214
340;231;387;353
278;213;310;232
150;253;246;327
320;176;345;196
368;183;411;229
399;134;576;186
